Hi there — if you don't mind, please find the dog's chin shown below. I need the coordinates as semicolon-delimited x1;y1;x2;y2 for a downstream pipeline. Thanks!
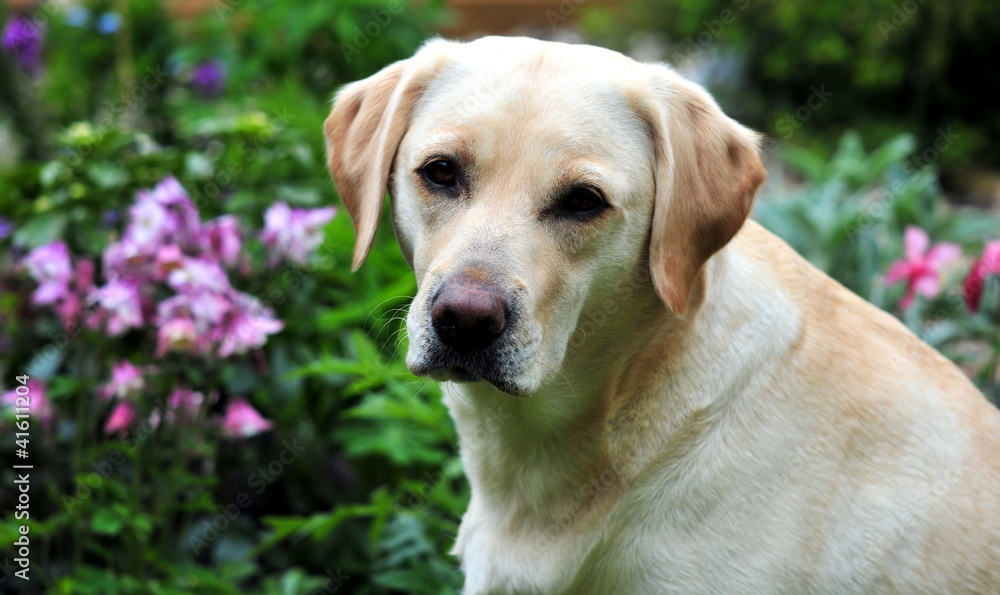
410;361;534;398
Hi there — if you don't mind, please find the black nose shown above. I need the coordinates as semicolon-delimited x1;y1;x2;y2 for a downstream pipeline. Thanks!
431;278;507;353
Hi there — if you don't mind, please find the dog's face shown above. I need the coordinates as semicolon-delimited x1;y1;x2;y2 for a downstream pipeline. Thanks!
325;37;765;397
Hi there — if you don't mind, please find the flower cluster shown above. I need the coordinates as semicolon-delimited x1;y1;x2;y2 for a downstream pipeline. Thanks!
886;226;1000;312
18;176;338;437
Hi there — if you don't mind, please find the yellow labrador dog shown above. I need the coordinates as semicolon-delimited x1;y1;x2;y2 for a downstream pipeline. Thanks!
324;36;1000;593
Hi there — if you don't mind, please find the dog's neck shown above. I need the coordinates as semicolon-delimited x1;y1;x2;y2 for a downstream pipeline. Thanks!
444;227;804;535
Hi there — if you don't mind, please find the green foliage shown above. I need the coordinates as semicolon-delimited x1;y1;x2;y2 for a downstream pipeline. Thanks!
756;131;1000;399
585;0;1000;167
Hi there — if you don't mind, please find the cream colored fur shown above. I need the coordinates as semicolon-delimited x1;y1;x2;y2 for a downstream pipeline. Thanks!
324;36;1000;594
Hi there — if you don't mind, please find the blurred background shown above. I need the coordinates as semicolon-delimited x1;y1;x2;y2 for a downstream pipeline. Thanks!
0;0;998;593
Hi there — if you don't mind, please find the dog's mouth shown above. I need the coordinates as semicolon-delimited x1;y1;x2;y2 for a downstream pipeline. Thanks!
412;358;532;398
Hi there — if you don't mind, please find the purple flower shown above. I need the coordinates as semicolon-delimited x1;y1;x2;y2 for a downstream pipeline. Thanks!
22;241;72;305
155;316;200;356
221;398;273;438
102;238;147;283
138;177;201;248
169;387;204;422
154;244;185;280
199;215;242;267
261;202;337;265
2;16;44;75
88;280;144;335
215;293;284;357
2;380;53;428
126;194;176;251
157;289;230;334
100;361;145;400
0;218;12;240
191;59;226;99
167;257;231;294
104;400;136;435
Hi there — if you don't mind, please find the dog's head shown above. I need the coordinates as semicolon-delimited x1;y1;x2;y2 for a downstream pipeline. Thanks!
324;37;765;398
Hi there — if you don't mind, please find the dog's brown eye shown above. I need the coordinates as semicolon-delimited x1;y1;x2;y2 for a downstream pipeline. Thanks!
558;187;607;217
422;160;457;187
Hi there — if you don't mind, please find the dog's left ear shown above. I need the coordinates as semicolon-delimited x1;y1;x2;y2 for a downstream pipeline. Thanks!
634;68;767;318
323;47;447;270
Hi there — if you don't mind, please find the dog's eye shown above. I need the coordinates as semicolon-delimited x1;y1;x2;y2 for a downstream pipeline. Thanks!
557;187;607;217
422;160;457;187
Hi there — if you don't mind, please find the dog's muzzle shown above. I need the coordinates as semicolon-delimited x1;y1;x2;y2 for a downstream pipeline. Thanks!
409;273;533;396
431;278;508;352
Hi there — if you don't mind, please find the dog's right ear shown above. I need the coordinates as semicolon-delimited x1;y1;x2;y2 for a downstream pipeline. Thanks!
324;52;445;270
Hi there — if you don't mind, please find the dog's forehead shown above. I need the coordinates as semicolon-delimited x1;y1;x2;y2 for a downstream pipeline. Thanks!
406;38;652;171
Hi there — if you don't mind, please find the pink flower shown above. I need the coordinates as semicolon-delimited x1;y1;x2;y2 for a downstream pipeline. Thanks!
158;290;230;333
215;293;284;357
143;176;201;246
100;360;145;400
154;244;185;280
221;397;273;438
261;202;337;265
1;380;53;428
104;400;136;435
885;226;961;310
963;240;1000;312
126;194;176;250
22;241;72;305
55;293;82;330
156;316;201;356
76;258;95;294
167;257;231;294
88;280;144;335
169;387;204;421
102;238;147;283
200;215;242;267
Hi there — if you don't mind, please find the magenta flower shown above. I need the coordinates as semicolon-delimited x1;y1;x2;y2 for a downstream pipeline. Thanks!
963;240;1000;312
22;241;72;305
261;202;337;265
200;215;242;267
1;380;53;428
139;177;201;247
2;16;44;75
167;257;231;294
104;400;136;435
102;237;147;283
221;398;273;438
88;280;144;335
154;244;185;280
158;290;229;332
76;258;95;294
885;226;961;310
169;387;204;421
215;293;284;357
100;361;145;400
126;194;176;251
156;316;200;356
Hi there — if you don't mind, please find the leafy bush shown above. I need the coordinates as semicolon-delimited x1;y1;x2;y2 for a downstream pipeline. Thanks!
583;0;1000;168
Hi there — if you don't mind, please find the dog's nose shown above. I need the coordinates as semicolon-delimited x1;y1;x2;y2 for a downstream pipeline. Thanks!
431;279;507;352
